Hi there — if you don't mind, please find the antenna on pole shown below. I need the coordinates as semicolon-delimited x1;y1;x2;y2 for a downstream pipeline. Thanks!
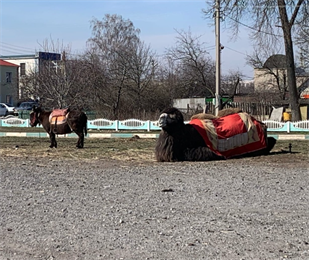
215;0;221;116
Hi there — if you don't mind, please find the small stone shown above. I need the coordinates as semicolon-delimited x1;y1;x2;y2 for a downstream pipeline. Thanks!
162;188;174;192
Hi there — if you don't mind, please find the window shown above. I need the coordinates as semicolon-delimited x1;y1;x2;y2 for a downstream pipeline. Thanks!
6;72;12;83
20;63;26;76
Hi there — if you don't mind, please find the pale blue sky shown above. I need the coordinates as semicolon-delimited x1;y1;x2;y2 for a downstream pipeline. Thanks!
0;0;254;77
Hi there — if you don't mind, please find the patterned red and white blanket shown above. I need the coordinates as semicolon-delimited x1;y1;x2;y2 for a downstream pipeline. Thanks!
189;112;267;158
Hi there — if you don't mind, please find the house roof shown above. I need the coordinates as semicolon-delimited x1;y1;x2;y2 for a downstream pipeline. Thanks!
263;54;287;69
0;54;35;59
261;54;309;77
0;59;19;67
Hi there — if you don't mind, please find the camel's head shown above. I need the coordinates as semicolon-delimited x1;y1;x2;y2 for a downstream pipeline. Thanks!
158;107;184;132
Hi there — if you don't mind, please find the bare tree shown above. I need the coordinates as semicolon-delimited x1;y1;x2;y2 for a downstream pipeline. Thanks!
165;29;216;98
87;14;167;118
204;0;308;121
295;22;309;71
156;56;181;103
87;14;143;119
123;42;157;111
221;71;242;100
20;40;90;109
80;49;111;116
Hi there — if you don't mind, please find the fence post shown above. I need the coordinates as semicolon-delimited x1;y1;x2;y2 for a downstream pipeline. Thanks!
115;120;119;131
147;120;150;132
287;121;290;133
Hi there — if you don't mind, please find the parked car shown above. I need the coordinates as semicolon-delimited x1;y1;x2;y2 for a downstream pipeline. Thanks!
15;101;38;112
0;103;17;116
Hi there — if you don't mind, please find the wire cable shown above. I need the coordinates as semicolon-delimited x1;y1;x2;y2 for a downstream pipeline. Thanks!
225;15;283;37
224;46;249;56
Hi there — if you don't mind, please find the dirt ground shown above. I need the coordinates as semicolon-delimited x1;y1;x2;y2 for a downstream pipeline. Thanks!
0;137;309;259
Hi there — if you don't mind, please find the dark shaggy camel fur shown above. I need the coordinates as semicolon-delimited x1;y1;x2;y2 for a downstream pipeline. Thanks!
155;107;276;162
30;106;87;148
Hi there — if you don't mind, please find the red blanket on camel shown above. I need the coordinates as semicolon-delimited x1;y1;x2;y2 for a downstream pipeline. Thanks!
189;112;267;158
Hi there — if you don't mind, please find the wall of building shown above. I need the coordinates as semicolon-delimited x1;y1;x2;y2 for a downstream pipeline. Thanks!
0;65;19;104
254;68;287;92
254;68;309;92
1;55;37;100
1;55;37;76
1;53;61;101
173;98;206;112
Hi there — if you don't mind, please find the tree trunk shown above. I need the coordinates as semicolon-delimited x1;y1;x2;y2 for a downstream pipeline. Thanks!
283;31;301;121
278;0;302;121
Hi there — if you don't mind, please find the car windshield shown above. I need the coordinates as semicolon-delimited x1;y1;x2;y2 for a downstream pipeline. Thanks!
5;103;14;107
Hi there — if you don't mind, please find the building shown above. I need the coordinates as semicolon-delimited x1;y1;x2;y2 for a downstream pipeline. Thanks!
0;59;19;104
0;52;61;101
253;54;309;119
173;97;206;113
254;54;309;101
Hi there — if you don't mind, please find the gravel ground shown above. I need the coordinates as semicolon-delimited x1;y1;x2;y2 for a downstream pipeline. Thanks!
1;151;309;260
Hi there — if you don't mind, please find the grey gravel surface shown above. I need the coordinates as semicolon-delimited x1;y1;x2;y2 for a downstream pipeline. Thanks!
1;156;309;260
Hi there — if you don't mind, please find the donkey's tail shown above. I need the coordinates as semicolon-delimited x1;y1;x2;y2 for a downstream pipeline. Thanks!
83;112;88;136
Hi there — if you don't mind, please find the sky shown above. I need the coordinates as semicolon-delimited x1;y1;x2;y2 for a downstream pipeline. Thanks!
0;0;255;78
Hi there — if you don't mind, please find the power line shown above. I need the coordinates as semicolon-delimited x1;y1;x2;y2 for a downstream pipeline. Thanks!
0;46;35;54
224;46;249;56
224;15;283;38
205;45;216;50
0;41;33;50
0;49;34;55
0;43;36;56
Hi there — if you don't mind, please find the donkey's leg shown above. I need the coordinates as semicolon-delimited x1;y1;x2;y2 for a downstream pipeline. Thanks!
76;132;84;148
54;135;58;148
68;118;85;148
49;132;57;148
49;133;54;148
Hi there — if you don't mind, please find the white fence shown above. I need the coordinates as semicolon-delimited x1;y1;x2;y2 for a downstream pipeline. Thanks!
263;120;309;133
1;117;309;133
0;117;161;131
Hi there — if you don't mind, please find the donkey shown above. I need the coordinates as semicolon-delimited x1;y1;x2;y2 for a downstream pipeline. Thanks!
30;106;87;148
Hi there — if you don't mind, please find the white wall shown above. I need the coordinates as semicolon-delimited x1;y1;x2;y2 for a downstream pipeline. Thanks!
173;98;205;111
2;56;38;99
3;57;37;75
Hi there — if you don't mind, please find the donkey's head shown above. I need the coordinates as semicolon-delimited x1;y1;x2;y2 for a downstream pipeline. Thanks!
29;105;42;127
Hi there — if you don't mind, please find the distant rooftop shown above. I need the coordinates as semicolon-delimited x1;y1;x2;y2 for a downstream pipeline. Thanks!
0;52;61;60
0;59;19;67
263;54;287;69
0;54;36;59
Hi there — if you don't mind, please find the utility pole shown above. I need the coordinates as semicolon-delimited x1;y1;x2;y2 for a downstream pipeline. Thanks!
215;0;221;116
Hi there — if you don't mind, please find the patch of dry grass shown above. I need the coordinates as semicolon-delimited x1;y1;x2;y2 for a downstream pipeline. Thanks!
0;136;308;164
0;136;157;162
